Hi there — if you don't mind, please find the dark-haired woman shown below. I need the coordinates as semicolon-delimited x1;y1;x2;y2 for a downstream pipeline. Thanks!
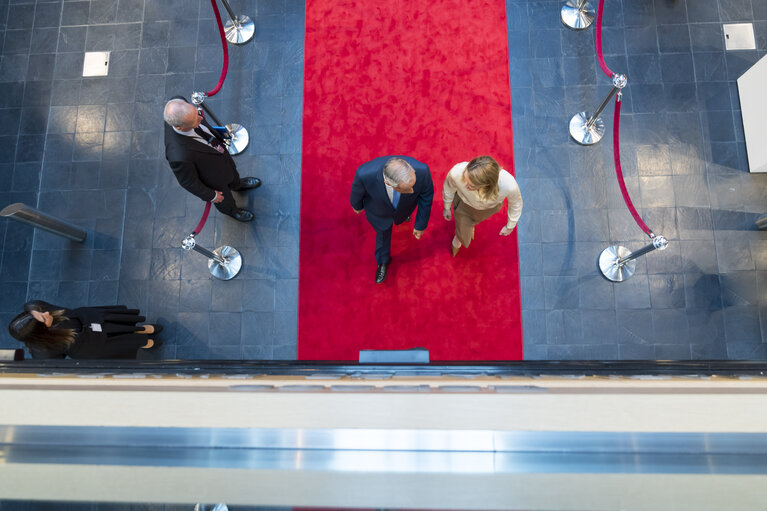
8;300;161;359
442;155;523;256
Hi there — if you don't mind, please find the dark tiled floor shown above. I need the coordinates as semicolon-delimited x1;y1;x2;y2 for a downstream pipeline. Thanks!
0;0;303;359
1;0;767;361
512;0;767;359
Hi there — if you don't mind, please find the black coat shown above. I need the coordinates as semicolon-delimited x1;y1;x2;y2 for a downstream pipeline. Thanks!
23;301;148;360
163;99;238;202
350;155;434;232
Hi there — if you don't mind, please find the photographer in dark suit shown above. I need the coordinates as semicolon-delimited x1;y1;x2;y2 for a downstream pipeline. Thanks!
351;156;434;283
163;97;261;222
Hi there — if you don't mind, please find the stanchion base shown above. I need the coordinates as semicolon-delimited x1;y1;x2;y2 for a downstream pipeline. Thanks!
599;245;636;282
208;246;243;280
561;0;595;30
569;111;605;145
225;15;255;44
225;123;249;155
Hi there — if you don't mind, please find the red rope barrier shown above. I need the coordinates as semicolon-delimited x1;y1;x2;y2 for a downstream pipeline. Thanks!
192;202;212;236
613;98;653;238
595;0;614;78
206;0;229;97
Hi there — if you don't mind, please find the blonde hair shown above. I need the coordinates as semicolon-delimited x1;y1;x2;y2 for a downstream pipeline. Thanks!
465;156;500;200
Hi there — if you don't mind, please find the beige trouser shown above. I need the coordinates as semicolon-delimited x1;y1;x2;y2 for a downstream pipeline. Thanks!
453;195;503;247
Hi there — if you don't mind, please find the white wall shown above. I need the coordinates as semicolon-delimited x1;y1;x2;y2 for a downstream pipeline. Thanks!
738;54;767;173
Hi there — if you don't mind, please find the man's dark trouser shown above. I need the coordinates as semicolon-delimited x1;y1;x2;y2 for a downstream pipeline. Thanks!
374;226;393;265
213;166;242;217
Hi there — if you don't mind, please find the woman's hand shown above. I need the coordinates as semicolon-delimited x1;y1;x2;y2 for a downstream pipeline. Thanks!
30;310;54;327
443;208;452;221
499;225;514;236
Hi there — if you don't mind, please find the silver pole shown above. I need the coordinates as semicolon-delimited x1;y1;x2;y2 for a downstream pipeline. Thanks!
615;238;664;266
218;0;256;44
599;236;668;282
584;85;619;129
218;0;238;20
0;203;86;242
569;73;627;146
200;102;224;127
561;0;595;30
192;243;227;265
182;235;243;281
756;213;767;230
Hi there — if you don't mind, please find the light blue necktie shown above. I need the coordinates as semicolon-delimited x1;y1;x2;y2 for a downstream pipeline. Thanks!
391;190;400;209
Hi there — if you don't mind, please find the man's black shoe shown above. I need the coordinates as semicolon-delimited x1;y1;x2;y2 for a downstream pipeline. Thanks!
233;177;262;190
232;209;254;222
375;264;388;284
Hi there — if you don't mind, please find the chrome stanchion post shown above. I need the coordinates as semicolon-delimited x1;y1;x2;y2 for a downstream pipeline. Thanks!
599;235;668;282
190;92;250;155
219;0;255;44
191;91;207;106
0;203;86;242
561;0;595;30
569;73;626;145
182;234;242;281
756;212;767;230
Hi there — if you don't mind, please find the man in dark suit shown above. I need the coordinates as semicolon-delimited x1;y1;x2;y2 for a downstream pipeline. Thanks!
351;156;434;283
163;98;261;222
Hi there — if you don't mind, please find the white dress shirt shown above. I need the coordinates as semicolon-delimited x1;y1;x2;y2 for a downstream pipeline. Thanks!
173;124;219;150
384;173;395;204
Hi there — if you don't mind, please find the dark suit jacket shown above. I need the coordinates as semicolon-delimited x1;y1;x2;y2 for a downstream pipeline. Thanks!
163;97;237;202
350;155;434;232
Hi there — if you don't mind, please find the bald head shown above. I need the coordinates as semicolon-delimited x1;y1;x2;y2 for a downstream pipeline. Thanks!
164;99;201;131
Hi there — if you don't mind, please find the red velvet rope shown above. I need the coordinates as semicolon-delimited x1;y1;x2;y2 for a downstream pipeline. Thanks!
613;99;653;238
595;0;614;78
192;201;212;236
206;0;229;97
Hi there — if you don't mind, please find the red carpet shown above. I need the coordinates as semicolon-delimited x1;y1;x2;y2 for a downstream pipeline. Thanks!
299;0;521;360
